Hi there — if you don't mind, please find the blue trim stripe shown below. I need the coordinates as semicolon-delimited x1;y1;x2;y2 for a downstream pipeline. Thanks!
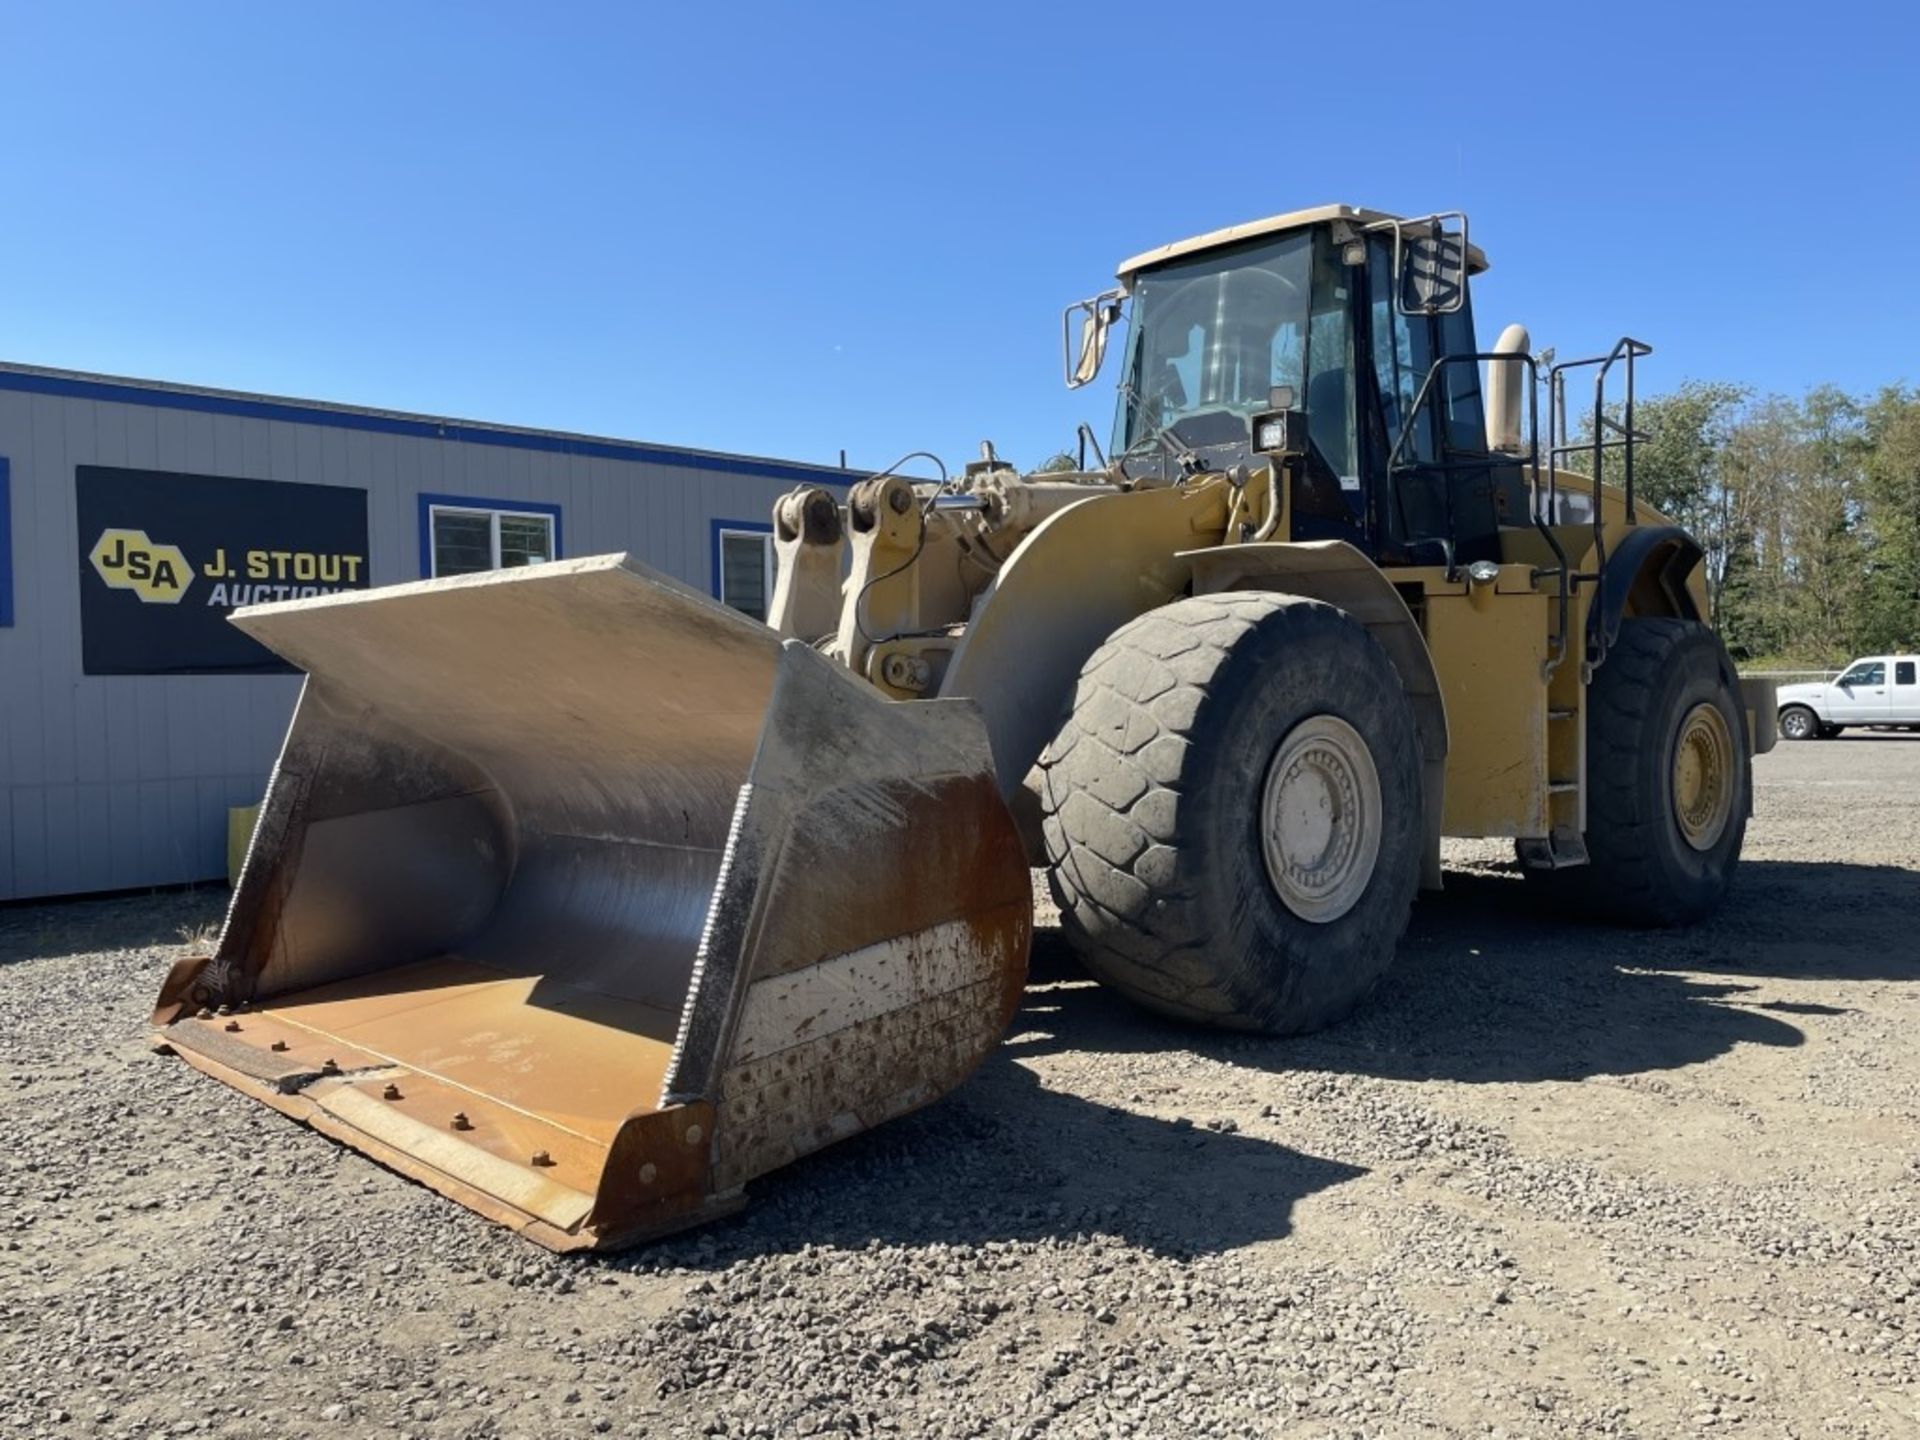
0;367;861;490
0;456;12;627
419;492;565;579
710;517;774;603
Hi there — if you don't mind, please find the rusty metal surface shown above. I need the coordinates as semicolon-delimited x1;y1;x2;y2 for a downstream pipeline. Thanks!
156;555;1033;1249
210;555;783;1012
661;642;1031;1198
260;958;681;1143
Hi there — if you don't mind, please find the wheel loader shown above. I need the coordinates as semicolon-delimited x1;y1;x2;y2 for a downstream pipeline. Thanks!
153;204;1778;1250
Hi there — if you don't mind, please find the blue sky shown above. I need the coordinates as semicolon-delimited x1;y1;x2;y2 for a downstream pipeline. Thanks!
2;1;1914;474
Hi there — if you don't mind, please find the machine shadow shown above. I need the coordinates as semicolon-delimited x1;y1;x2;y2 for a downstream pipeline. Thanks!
604;857;1919;1268
0;886;227;970
1013;858;1920;1087
615;1044;1366;1266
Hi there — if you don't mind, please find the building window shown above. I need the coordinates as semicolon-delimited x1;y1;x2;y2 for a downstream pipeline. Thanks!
419;495;562;578
714;523;776;621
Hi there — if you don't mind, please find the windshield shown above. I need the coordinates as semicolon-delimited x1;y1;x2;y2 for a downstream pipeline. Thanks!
1112;231;1315;458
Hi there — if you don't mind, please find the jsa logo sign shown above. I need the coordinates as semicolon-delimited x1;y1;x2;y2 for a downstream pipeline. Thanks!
89;528;193;604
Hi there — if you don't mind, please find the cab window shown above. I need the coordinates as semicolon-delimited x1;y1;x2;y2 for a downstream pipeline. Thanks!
1369;242;1435;464
1896;661;1916;686
1304;240;1357;484
1436;305;1487;453
1839;662;1884;686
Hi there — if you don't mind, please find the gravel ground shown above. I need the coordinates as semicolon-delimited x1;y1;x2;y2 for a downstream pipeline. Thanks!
3;734;1917;1440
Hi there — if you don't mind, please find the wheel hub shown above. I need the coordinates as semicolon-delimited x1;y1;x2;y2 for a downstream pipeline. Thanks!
1260;715;1383;924
1672;702;1736;851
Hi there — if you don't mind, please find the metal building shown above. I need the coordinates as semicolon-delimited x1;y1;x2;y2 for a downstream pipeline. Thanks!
0;361;856;901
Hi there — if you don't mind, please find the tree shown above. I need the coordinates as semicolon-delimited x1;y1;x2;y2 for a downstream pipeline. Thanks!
1571;379;1895;665
1857;385;1920;652
1587;381;1748;629
1784;386;1868;661
1717;396;1805;659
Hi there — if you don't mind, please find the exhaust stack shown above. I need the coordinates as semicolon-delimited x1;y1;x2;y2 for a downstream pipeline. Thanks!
1485;323;1532;455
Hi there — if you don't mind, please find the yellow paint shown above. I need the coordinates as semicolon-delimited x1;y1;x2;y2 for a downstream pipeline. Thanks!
1423;575;1550;837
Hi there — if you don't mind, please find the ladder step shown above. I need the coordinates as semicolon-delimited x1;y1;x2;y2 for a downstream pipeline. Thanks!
1549;781;1580;794
1548;708;1576;720
1516;829;1589;871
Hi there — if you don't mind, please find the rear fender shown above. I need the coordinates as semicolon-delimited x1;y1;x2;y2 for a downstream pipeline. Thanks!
1588;525;1706;650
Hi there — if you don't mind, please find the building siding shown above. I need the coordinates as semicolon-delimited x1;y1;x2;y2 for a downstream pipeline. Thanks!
0;365;853;900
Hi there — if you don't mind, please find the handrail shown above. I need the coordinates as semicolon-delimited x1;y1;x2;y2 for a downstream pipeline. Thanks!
1382;350;1572;677
1545;337;1651;674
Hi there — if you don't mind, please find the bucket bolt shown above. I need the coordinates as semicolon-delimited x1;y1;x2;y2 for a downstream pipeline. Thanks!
196;1007;214;1021
322;1058;340;1074
382;1083;402;1101
270;1040;289;1053
530;1150;555;1168
451;1112;472;1131
224;1020;242;1033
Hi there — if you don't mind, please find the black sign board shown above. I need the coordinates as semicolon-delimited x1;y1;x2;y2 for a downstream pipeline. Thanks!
77;465;371;675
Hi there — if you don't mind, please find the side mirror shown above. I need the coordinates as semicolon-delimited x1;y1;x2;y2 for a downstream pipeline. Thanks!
1063;290;1125;389
1372;212;1471;316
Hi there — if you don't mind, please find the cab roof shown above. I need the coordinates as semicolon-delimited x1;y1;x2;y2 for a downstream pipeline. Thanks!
1115;204;1490;284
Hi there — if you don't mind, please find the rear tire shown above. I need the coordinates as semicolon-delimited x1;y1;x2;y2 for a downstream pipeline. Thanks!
1570;618;1750;925
1038;593;1424;1034
1778;705;1818;741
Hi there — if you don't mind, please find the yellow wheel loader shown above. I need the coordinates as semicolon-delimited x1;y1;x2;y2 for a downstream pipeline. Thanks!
154;205;1777;1249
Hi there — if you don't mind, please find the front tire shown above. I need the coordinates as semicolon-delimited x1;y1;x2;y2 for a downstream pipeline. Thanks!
1778;705;1819;741
1038;593;1424;1034
1577;618;1751;925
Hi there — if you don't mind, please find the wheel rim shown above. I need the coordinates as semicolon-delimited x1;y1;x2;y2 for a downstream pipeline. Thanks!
1260;714;1383;924
1672;702;1736;851
1782;709;1812;739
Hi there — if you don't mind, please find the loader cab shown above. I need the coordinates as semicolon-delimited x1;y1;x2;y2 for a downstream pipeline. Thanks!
1105;207;1528;569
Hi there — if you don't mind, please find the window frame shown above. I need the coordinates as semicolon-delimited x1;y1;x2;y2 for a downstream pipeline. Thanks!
710;519;776;620
417;493;563;579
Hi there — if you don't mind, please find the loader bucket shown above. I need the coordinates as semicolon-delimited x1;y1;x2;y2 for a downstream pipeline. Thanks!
153;556;1030;1251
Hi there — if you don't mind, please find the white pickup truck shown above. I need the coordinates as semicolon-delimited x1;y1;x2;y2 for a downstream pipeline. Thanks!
1776;656;1920;739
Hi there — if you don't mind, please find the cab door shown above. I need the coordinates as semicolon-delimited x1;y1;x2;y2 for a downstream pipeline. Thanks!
1829;660;1887;721
1891;658;1920;722
1360;237;1526;566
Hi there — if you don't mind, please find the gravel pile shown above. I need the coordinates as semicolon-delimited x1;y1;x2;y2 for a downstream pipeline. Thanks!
3;735;1916;1438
